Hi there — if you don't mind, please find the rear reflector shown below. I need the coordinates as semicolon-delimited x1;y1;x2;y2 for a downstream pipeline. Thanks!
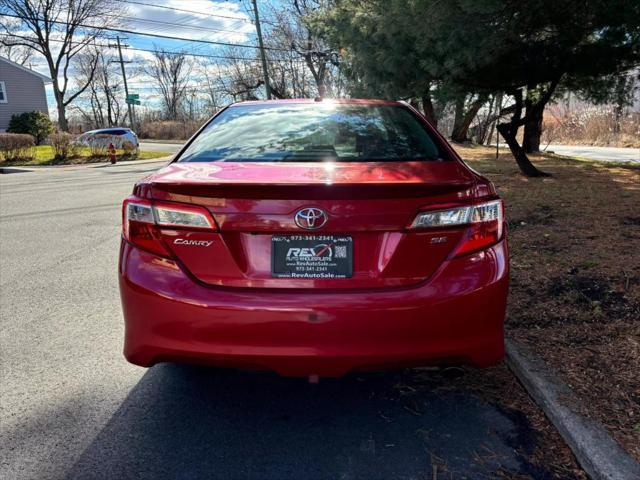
412;200;504;256
123;197;215;257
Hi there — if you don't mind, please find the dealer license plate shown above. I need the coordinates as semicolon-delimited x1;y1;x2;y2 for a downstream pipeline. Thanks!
271;235;353;279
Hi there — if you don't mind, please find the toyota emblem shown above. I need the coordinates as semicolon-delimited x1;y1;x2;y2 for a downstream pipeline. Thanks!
294;208;327;230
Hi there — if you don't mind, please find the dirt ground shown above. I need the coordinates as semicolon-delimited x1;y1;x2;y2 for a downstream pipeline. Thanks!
453;144;640;463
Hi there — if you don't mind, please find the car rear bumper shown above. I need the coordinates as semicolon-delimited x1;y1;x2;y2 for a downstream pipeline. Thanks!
119;240;508;376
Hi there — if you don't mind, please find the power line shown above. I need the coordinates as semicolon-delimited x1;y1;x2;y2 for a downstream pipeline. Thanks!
0;12;288;52
117;14;253;36
122;46;264;62
121;47;304;63
0;33;306;64
113;0;253;23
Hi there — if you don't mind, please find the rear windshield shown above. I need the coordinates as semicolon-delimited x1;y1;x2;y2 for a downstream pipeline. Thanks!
178;103;445;163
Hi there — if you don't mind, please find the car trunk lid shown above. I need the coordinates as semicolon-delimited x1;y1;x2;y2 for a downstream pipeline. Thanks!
137;161;478;289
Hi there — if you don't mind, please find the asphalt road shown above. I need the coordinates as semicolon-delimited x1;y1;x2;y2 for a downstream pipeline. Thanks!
1;162;560;479
141;141;639;163
545;144;639;163
140;141;184;153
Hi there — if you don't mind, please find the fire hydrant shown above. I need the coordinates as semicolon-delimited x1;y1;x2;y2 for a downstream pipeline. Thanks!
108;143;117;164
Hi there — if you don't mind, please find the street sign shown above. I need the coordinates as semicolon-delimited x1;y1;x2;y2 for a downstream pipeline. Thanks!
126;99;141;105
126;93;139;101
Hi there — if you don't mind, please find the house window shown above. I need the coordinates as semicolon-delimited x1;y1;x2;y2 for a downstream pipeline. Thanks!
0;81;7;103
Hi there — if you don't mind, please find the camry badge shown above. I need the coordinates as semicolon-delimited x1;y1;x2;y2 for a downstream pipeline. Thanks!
294;208;327;230
174;239;214;247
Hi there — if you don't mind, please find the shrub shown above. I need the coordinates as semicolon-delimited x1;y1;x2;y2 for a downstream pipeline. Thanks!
49;132;78;161
121;139;138;158
0;133;35;162
137;120;200;140
542;105;640;148
7;111;54;145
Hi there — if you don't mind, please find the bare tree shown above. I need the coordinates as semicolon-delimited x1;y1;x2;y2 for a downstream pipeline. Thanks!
196;60;227;115
145;50;193;120
210;1;340;101
0;0;124;130
206;48;271;101
267;0;340;97
0;18;33;64
72;50;123;128
290;0;339;97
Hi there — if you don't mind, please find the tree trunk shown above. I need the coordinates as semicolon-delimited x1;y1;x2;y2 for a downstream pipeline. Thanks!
497;123;549;177
421;93;437;127
500;80;560;176
613;103;623;134
57;102;68;132
51;77;69;132
485;92;503;145
452;95;464;139
522;103;544;153
317;78;327;98
486;121;496;146
106;91;113;127
475;94;495;144
451;94;487;143
498;87;555;177
522;81;560;153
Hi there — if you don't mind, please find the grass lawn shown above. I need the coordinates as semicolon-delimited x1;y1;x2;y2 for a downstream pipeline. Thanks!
2;145;173;166
453;144;640;462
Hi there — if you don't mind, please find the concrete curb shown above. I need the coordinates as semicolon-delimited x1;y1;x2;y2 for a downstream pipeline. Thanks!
0;156;172;173
505;339;640;480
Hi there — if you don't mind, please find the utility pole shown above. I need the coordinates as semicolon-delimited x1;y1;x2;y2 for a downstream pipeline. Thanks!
115;36;136;129
251;0;271;99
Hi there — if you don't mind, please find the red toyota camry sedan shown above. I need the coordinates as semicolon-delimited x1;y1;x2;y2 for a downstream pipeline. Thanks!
119;99;508;377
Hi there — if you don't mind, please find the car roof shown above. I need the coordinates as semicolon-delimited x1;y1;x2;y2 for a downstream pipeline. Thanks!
85;127;132;133
229;98;404;107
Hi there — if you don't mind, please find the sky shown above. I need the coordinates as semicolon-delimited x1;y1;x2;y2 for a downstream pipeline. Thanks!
3;0;266;119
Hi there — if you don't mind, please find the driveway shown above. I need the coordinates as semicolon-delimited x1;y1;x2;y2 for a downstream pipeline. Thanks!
1;162;571;479
545;144;639;163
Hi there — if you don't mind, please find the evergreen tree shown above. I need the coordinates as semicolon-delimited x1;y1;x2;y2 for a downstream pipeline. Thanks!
323;0;640;176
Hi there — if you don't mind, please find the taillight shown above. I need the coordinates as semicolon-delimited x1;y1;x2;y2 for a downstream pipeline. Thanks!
411;200;504;257
122;197;215;257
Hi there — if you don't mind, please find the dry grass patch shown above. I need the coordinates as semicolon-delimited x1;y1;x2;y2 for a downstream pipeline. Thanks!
454;144;640;462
